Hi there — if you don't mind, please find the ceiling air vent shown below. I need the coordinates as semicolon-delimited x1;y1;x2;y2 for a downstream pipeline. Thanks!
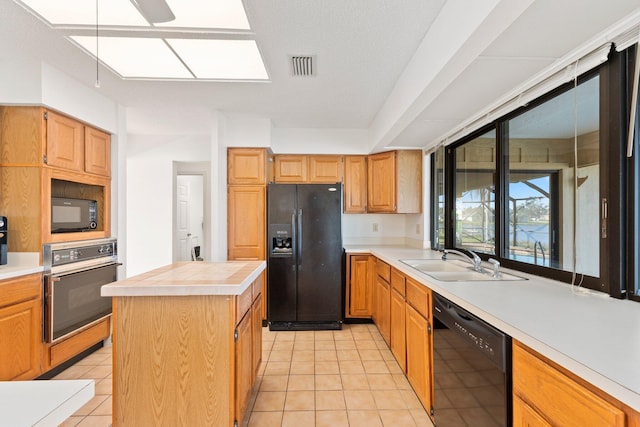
290;55;315;77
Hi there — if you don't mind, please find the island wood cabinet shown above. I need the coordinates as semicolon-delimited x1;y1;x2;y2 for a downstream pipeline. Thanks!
367;150;422;213
389;268;407;373
343;155;367;213
404;277;433;415
273;155;343;183
0;273;43;381
512;341;639;427
111;271;264;427
373;259;391;346
345;254;373;318
0;106;111;253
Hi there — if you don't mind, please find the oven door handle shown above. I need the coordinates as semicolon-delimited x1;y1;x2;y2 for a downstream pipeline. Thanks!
49;262;121;277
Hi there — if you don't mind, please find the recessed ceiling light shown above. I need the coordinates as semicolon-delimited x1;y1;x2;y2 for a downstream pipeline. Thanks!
167;39;268;80
71;36;192;79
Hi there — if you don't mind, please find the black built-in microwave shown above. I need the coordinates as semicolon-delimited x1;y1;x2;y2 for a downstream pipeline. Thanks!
51;197;97;233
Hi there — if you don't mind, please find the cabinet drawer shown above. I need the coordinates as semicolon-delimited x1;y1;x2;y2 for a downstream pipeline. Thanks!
513;342;625;427
405;277;430;319
390;268;405;296
0;274;42;308
375;259;391;282
236;287;253;325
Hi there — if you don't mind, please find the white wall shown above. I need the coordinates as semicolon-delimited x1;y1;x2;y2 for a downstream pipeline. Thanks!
126;135;210;276
271;128;370;154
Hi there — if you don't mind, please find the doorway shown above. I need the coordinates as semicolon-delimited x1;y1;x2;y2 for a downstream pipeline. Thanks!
173;162;210;262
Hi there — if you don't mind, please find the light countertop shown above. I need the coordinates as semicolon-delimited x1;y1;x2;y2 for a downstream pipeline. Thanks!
344;244;640;411
0;379;94;427
0;252;42;281
101;260;266;297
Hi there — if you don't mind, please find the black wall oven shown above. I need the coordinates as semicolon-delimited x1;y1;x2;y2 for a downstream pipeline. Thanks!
432;292;512;427
43;238;118;343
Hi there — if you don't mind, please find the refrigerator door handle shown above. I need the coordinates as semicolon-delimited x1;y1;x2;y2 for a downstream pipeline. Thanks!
298;208;303;270
291;210;297;271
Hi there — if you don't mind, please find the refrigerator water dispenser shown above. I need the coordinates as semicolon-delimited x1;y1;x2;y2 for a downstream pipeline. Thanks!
270;224;293;256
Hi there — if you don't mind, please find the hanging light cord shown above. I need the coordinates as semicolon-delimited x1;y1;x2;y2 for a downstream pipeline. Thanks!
95;0;100;88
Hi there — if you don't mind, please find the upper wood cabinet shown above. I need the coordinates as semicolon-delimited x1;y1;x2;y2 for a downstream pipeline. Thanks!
0;106;112;252
367;150;422;213
84;126;111;177
274;155;307;182
273;155;342;183
343;156;367;213
228;148;267;185
45;110;85;172
308;155;343;183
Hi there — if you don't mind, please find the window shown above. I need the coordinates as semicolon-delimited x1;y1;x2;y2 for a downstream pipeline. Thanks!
505;75;600;277
453;130;496;255
431;146;445;250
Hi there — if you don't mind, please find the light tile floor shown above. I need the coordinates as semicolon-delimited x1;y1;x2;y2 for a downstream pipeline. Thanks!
55;323;435;427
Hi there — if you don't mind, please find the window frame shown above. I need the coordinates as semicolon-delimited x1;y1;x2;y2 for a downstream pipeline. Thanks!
432;47;634;298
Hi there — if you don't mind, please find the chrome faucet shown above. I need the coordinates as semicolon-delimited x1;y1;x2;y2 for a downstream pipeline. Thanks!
488;258;501;278
442;249;483;272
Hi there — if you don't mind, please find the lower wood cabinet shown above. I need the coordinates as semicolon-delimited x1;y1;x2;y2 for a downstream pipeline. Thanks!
235;308;253;425
345;254;373;318
513;341;629;427
374;274;391;346
405;302;433;413
389;268;406;373
0;274;43;380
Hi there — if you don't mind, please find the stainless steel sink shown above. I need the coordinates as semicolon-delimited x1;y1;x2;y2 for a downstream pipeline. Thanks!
399;259;527;282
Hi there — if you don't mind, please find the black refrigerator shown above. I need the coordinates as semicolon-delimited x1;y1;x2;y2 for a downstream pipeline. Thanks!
267;183;343;330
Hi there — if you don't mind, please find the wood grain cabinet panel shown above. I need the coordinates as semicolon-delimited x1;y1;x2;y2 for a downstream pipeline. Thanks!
274;155;307;182
235;310;253;426
390;287;406;373
308;155;342;183
345;254;373;318
227;186;266;260
228;148;267;185
405;302;433;413
512;341;625;427
374;275;391;346
367;150;422;213
45;110;85;172
84;126;111;177
0;274;43;381
343;155;367;213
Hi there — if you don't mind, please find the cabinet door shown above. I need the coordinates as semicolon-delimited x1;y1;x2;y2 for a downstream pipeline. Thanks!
274;155;307;182
0;298;42;380
367;151;396;213
252;293;263;377
377;276;391;346
85;127;111;177
235;311;253;426
347;254;372;318
390;288;406;373
308;155;342;183
513;395;553;427
228;148;267;185
228;186;266;260
406;303;432;412
344;156;367;213
46;110;84;172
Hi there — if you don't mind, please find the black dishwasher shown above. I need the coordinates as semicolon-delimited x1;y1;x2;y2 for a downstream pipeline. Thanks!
432;293;512;427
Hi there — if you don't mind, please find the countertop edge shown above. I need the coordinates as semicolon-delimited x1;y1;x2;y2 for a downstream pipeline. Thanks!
344;245;640;411
101;261;266;297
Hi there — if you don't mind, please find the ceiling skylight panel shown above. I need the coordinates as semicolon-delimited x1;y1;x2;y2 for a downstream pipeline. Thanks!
18;0;148;26
167;39;268;80
160;0;250;29
71;36;192;79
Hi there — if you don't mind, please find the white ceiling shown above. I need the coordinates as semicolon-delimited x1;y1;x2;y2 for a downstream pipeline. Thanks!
1;0;639;152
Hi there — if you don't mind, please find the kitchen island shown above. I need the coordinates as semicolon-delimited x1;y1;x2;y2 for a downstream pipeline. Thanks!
101;261;265;427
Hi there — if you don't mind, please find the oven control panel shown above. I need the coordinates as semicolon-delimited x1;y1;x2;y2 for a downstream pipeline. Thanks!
45;238;117;268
